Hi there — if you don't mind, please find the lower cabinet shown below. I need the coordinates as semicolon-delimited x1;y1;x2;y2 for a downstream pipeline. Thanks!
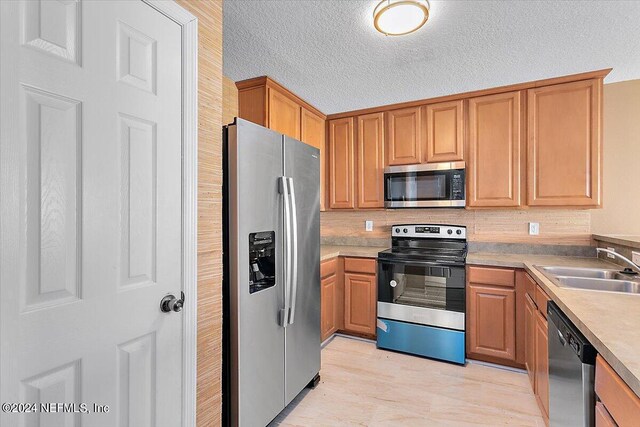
344;273;376;336
466;266;518;365
524;293;537;389
320;256;377;341
469;266;550;425
535;309;549;421
595;355;640;427
321;274;337;341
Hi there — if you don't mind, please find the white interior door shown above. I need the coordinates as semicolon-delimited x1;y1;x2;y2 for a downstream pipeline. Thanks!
1;1;191;426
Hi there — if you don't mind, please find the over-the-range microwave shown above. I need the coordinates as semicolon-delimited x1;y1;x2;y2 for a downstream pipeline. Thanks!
384;161;465;208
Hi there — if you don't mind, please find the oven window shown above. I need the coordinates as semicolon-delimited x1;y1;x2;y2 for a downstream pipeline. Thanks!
378;262;465;312
386;172;448;201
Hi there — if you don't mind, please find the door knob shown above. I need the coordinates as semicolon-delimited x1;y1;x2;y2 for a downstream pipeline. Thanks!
160;292;185;313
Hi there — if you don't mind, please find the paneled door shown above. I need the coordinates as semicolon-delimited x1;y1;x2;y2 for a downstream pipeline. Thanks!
268;88;301;140
387;107;422;165
423;100;464;163
328;117;355;209
467;91;523;207
357;112;385;208
0;2;195;427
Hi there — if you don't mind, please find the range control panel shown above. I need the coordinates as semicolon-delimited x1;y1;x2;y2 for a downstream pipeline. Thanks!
391;224;466;239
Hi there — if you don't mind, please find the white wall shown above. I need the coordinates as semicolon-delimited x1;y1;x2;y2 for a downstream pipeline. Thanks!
591;80;640;234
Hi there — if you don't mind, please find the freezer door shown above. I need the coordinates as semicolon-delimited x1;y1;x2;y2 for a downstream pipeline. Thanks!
283;136;321;405
228;119;285;426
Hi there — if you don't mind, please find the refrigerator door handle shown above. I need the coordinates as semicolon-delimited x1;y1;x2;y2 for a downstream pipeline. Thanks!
279;176;292;327
287;177;299;325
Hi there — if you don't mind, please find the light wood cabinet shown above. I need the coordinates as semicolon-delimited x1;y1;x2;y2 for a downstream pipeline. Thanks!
236;77;328;210
535;309;549;421
301;108;326;210
595;402;617;427
527;78;603;207
328;118;355;209
344;273;377;336
467;284;516;362
357;113;385;209
524;293;537;390
268;88;301;139
423;100;464;163
467;91;524;207
387;107;422;165
595;355;640;427
321;274;337;341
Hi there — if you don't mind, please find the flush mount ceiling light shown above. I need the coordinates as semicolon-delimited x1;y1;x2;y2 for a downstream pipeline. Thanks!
373;0;430;36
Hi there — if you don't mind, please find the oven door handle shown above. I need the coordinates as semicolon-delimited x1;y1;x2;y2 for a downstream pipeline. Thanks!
377;259;464;268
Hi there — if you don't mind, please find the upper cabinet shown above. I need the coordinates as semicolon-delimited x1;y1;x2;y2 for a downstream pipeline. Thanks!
328;118;355;209
527;78;602;207
423;100;465;163
301;108;326;210
467;91;524;207
357;113;385;208
387;107;422;165
236;76;328;210
268;88;301;139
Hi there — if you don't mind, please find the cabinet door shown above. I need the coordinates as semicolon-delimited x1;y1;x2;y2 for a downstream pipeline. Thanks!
268;88;301;139
328;118;355;209
301;108;326;210
524;293;537;390
468;284;516;361
387;107;422;165
321;274;337;341
468;91;523;207
595;402;616;427
357;113;385;208
424;100;464;163
344;273;376;335
535;309;549;419
527;79;602;207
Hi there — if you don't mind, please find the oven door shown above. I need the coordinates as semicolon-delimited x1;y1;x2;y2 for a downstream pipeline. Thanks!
377;259;465;331
384;163;465;208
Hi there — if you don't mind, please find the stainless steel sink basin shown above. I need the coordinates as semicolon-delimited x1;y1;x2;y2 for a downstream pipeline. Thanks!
536;266;640;295
555;276;640;294
540;266;636;281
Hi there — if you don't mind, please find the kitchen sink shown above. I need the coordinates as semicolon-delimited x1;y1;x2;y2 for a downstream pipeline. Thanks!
536;266;640;295
555;276;640;294
539;266;635;281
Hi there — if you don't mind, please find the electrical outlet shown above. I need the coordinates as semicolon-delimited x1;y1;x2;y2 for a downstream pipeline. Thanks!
365;220;373;232
528;222;539;235
606;247;616;259
632;251;640;265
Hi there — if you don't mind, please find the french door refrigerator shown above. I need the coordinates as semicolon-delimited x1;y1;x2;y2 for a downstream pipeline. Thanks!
223;118;321;427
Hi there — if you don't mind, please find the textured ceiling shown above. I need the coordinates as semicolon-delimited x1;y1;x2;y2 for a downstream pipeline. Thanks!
223;0;640;114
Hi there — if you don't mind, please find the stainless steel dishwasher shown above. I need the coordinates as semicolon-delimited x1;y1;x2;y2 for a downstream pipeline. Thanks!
548;301;597;427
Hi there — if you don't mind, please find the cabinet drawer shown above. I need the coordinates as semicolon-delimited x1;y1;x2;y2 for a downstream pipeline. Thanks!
595;402;616;427
535;286;551;319
468;266;515;288
596;355;640;427
524;272;537;300
321;258;337;278
344;257;376;275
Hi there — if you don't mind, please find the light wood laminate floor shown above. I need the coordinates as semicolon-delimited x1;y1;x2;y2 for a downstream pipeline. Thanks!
272;336;545;426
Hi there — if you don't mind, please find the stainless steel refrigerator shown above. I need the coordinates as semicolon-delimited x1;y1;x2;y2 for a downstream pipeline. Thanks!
223;118;321;427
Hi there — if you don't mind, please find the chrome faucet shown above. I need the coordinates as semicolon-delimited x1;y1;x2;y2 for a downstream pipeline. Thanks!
596;248;640;275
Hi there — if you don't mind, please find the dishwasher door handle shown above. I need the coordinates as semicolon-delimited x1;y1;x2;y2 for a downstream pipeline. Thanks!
557;329;567;346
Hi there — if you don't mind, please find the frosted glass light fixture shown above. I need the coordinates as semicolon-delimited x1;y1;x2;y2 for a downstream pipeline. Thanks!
373;0;430;36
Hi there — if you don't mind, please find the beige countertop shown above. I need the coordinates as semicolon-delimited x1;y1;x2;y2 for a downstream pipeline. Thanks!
592;234;640;250
321;245;387;261
322;244;640;397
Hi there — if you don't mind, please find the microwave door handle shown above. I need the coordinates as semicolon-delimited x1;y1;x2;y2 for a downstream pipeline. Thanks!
287;177;299;325
279;176;292;327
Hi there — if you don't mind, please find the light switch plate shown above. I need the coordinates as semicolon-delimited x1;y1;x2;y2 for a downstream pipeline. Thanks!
606;247;616;258
633;251;640;265
365;220;373;232
528;222;539;235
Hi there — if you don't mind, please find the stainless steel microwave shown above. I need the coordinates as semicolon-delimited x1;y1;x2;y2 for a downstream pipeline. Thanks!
384;162;465;208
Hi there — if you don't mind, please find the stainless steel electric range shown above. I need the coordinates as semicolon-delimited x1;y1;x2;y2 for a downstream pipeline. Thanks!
376;224;467;364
